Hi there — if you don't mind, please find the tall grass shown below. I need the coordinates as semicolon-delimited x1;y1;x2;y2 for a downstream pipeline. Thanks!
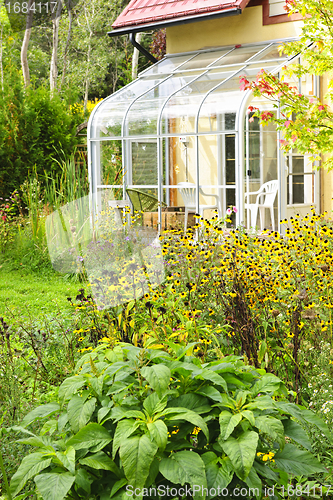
1;153;89;273
44;152;89;211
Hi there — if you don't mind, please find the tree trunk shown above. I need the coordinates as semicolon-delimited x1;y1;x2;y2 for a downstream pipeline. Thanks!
83;40;91;113
21;0;34;87
83;1;93;113
50;0;63;93
131;32;142;80
59;3;73;92
0;22;4;92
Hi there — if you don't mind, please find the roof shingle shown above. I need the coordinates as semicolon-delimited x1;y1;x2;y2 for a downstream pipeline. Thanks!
112;0;250;30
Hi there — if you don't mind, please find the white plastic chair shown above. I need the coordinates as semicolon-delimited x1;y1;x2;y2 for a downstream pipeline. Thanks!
244;180;278;231
177;182;221;231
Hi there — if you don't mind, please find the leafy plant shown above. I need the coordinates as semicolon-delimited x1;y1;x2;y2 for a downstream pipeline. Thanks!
7;342;328;500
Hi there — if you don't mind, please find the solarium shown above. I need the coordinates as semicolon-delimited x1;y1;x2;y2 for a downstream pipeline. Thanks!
88;40;319;230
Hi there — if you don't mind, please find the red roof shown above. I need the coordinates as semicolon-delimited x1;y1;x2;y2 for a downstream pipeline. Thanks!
112;0;250;31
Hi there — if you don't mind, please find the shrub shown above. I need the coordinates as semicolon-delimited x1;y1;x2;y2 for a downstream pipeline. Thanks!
5;342;329;500
0;66;83;197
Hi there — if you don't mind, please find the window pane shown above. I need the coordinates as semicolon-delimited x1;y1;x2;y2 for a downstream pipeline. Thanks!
131;141;158;186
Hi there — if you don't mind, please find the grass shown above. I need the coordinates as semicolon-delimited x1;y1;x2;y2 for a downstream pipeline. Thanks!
0;265;80;318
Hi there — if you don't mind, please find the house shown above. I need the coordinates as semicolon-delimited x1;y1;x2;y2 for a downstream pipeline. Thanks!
87;0;327;231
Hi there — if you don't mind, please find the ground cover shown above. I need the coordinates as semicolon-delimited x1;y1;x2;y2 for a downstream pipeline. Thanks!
2;208;333;499
0;267;78;318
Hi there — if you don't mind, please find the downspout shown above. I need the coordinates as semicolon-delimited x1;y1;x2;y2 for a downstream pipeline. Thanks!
129;32;157;64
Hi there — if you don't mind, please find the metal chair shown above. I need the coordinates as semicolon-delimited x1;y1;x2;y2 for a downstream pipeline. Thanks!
126;188;167;223
244;179;278;231
177;182;221;231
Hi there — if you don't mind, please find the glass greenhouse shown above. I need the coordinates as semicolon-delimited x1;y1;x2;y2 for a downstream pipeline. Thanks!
88;40;319;231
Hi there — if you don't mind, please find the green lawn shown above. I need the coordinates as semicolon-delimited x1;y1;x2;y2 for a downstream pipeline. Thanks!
0;266;80;319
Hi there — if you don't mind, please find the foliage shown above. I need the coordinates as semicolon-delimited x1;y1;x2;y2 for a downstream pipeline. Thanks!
64;210;333;407
0;191;22;253
5;342;328;500
0;65;82;197
150;30;166;61
239;0;333;169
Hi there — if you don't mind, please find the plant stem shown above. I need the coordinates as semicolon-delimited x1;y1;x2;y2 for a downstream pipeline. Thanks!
0;447;12;500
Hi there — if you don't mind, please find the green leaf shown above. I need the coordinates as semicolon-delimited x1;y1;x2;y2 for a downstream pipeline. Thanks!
66;422;112;452
201;453;233;497
10;453;52;497
16;436;54;451
258;341;267;364
282;419;312;451
275;403;331;439
220;431;259;481
215;457;234;491
40;419;58;436
143;393;167;416
98;407;111;424
79;451;120;476
110;478;127;498
145;457;160;488
167;393;210;413
196;386;223;403
147;420;168;450
193;369;228;393
241;410;255;426
251;373;282;395
253;460;279;482
222;374;246;387
21;403;60;428
113;419;141;459
55;447;76;474
255;416;285;450
34;472;75;500
165;408;209;441
202;452;218;491
160;451;207;499
219;411;242;441
119;435;158;496
300;408;331;439
244;395;275;411
245;468;262;500
68;395;96;433
141;364;171;397
75;468;92;494
58;376;86;403
274;444;326;475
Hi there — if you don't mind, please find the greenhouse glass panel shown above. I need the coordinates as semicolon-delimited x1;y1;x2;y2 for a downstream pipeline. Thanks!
88;41;320;232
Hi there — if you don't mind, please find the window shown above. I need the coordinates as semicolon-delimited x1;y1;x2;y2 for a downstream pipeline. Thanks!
269;0;286;16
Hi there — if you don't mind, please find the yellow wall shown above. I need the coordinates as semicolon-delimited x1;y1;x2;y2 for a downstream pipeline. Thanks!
166;5;303;54
166;4;333;216
321;73;333;213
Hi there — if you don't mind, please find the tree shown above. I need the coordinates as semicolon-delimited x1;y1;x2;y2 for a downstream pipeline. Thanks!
241;0;333;169
50;0;63;92
20;0;33;86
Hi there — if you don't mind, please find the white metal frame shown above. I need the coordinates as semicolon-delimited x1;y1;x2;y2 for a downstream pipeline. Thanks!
87;39;319;231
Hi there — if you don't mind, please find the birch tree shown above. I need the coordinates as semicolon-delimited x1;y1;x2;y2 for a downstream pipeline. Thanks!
21;0;33;86
50;0;63;92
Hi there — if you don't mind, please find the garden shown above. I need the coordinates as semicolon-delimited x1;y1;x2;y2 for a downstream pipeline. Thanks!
2;0;333;499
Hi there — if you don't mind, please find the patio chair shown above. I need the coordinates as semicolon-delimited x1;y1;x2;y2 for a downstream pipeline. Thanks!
108;199;132;225
126;188;167;222
244;179;278;231
177;182;221;231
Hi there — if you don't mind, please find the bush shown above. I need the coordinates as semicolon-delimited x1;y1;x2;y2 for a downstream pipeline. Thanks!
0;65;83;197
5;342;329;500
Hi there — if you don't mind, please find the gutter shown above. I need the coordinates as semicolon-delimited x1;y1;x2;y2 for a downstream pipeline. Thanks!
129;33;157;64
108;7;242;37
